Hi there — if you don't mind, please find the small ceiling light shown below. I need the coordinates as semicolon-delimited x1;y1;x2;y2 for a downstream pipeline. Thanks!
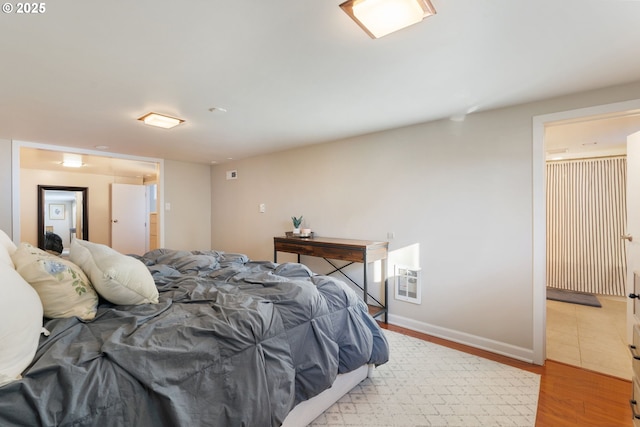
137;112;185;129
61;153;84;168
340;0;436;39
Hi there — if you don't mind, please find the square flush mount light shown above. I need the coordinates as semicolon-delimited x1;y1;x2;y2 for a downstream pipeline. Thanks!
61;153;83;168
340;0;436;39
137;112;185;129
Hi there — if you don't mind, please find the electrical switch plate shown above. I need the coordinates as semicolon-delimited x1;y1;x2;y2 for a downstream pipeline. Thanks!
259;203;266;213
165;202;171;211
226;170;238;180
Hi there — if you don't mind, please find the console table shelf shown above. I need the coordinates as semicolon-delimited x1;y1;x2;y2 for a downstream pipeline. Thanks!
273;236;388;323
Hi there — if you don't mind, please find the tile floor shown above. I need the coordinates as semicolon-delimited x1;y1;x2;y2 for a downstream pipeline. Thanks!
546;295;632;379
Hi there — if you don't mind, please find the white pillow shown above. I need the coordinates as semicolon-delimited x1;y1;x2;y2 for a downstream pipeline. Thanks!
0;229;16;269
0;247;13;270
12;243;98;320
0;264;44;386
70;239;158;305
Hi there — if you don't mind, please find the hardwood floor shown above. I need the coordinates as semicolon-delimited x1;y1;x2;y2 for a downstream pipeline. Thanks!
380;323;633;427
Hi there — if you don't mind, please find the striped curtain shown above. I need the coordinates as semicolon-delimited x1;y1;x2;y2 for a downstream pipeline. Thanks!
546;157;627;296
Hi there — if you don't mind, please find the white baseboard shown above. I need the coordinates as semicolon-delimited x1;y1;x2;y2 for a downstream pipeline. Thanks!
387;314;536;364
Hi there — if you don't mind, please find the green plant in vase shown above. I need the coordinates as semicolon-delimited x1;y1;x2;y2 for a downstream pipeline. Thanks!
291;216;303;234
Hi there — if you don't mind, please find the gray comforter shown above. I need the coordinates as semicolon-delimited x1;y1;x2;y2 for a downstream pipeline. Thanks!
0;249;389;426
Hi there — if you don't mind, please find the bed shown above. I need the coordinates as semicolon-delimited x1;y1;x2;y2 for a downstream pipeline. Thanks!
0;233;389;427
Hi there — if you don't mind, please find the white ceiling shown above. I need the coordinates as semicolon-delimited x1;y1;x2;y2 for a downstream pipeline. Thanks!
2;0;640;166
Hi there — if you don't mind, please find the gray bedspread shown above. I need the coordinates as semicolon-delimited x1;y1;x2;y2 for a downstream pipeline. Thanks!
0;249;389;426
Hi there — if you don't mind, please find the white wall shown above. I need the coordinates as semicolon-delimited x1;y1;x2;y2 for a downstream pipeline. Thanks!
211;80;640;362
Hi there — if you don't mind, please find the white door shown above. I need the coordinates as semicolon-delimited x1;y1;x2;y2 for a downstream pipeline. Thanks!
111;183;147;255
626;130;640;341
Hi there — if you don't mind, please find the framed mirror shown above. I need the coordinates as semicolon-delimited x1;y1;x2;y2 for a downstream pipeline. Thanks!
37;185;88;252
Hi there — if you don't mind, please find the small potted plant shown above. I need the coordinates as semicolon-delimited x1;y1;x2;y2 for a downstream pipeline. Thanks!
291;216;303;234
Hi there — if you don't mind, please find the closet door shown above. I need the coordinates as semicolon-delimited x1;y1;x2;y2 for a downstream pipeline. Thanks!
111;183;147;255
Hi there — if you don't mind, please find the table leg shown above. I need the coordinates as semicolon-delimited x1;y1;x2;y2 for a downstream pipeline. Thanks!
363;254;368;306
383;258;388;323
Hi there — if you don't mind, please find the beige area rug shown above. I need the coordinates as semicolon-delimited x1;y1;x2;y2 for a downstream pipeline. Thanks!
310;330;540;427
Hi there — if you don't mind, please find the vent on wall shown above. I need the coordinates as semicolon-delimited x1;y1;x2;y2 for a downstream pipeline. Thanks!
395;265;421;304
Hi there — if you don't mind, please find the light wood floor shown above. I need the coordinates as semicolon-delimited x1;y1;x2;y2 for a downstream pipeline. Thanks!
380;323;633;427
547;295;631;379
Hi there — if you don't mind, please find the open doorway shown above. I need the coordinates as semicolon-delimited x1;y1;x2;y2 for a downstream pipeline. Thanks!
11;141;164;251
535;102;640;378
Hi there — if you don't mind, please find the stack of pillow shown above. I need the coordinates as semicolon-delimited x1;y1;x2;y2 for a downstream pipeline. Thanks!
0;231;43;387
0;230;159;387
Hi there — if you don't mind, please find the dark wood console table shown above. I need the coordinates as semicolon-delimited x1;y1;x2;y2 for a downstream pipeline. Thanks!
273;236;388;322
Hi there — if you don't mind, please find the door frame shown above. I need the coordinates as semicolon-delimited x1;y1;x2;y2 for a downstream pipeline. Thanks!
11;140;165;248
626;131;640;345
532;98;640;365
37;185;89;250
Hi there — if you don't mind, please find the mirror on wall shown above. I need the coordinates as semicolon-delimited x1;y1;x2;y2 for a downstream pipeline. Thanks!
37;185;88;252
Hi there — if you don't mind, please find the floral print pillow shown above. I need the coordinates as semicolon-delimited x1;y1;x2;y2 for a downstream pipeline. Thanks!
11;243;98;320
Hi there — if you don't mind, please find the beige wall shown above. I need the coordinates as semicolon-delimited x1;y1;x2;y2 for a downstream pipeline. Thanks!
163;159;212;250
211;80;640;361
19;168;142;246
0;139;11;236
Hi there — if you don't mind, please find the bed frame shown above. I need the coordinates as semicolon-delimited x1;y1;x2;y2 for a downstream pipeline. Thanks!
282;364;373;426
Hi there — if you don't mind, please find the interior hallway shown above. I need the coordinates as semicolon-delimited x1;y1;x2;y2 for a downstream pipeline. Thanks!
546;295;631;379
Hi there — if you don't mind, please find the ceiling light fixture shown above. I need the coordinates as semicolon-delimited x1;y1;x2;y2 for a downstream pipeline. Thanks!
61;160;83;168
339;0;436;39
61;153;84;168
137;112;185;129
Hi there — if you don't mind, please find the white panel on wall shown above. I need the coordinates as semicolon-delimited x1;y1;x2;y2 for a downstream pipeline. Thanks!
395;265;421;304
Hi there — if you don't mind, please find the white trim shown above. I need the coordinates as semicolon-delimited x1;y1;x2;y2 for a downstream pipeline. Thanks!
531;114;546;366
11;140;165;247
532;98;640;366
388;314;535;363
11;142;21;245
